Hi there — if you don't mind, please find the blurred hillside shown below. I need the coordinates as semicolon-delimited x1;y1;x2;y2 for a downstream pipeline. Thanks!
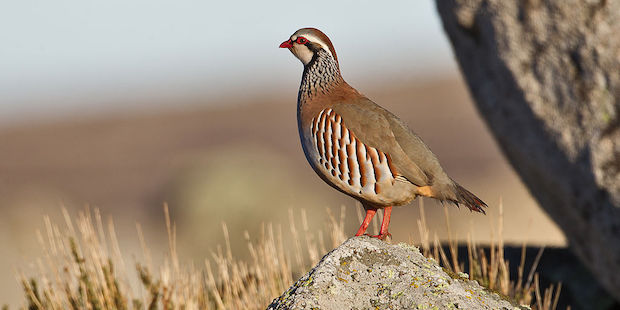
0;76;566;305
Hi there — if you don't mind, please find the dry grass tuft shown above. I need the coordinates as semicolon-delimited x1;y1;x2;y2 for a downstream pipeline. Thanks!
15;202;563;309
415;199;563;309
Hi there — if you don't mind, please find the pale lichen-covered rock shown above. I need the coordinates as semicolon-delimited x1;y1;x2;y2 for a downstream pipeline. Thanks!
268;237;524;309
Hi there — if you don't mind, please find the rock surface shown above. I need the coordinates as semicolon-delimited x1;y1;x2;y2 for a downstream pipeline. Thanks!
435;0;620;300
268;237;522;309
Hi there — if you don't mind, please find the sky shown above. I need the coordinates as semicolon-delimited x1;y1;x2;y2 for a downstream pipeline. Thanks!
0;0;456;124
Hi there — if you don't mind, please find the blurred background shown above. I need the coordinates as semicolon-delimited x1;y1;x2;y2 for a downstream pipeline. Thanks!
1;0;566;306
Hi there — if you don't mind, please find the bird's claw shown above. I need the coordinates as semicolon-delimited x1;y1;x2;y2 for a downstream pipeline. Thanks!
365;232;392;241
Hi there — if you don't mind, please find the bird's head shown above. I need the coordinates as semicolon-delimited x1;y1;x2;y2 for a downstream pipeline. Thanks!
280;28;338;66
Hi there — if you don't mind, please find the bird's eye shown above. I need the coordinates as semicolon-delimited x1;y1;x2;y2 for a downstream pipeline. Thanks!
296;37;308;44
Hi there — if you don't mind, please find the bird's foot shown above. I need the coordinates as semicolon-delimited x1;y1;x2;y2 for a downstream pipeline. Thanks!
366;232;392;241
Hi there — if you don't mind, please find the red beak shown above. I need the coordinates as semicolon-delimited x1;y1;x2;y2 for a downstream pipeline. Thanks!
279;39;293;48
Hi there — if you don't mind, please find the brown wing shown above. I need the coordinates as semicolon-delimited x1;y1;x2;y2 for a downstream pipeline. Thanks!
331;98;452;189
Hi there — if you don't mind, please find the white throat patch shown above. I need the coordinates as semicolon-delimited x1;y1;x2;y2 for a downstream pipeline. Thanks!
290;33;334;65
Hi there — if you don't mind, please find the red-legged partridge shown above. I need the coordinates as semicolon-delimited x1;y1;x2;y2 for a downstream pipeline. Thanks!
280;28;487;240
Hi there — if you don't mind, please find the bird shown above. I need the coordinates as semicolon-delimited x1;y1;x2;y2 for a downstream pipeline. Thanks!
280;28;487;240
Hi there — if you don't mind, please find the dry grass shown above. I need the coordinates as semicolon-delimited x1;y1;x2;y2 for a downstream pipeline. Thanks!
414;200;564;310
14;202;564;309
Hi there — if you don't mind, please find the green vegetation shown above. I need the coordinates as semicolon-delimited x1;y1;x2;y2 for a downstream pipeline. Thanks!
14;202;561;309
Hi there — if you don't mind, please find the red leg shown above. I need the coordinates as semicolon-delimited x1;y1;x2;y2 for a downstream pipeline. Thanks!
373;206;392;240
355;209;377;236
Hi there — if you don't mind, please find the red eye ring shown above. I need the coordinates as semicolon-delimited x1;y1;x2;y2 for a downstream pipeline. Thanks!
296;37;308;44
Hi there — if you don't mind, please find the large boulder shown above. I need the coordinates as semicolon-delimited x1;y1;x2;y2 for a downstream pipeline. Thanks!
268;237;523;309
435;0;620;299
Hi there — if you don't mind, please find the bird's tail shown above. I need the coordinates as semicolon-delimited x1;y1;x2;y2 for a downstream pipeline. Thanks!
452;183;487;214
